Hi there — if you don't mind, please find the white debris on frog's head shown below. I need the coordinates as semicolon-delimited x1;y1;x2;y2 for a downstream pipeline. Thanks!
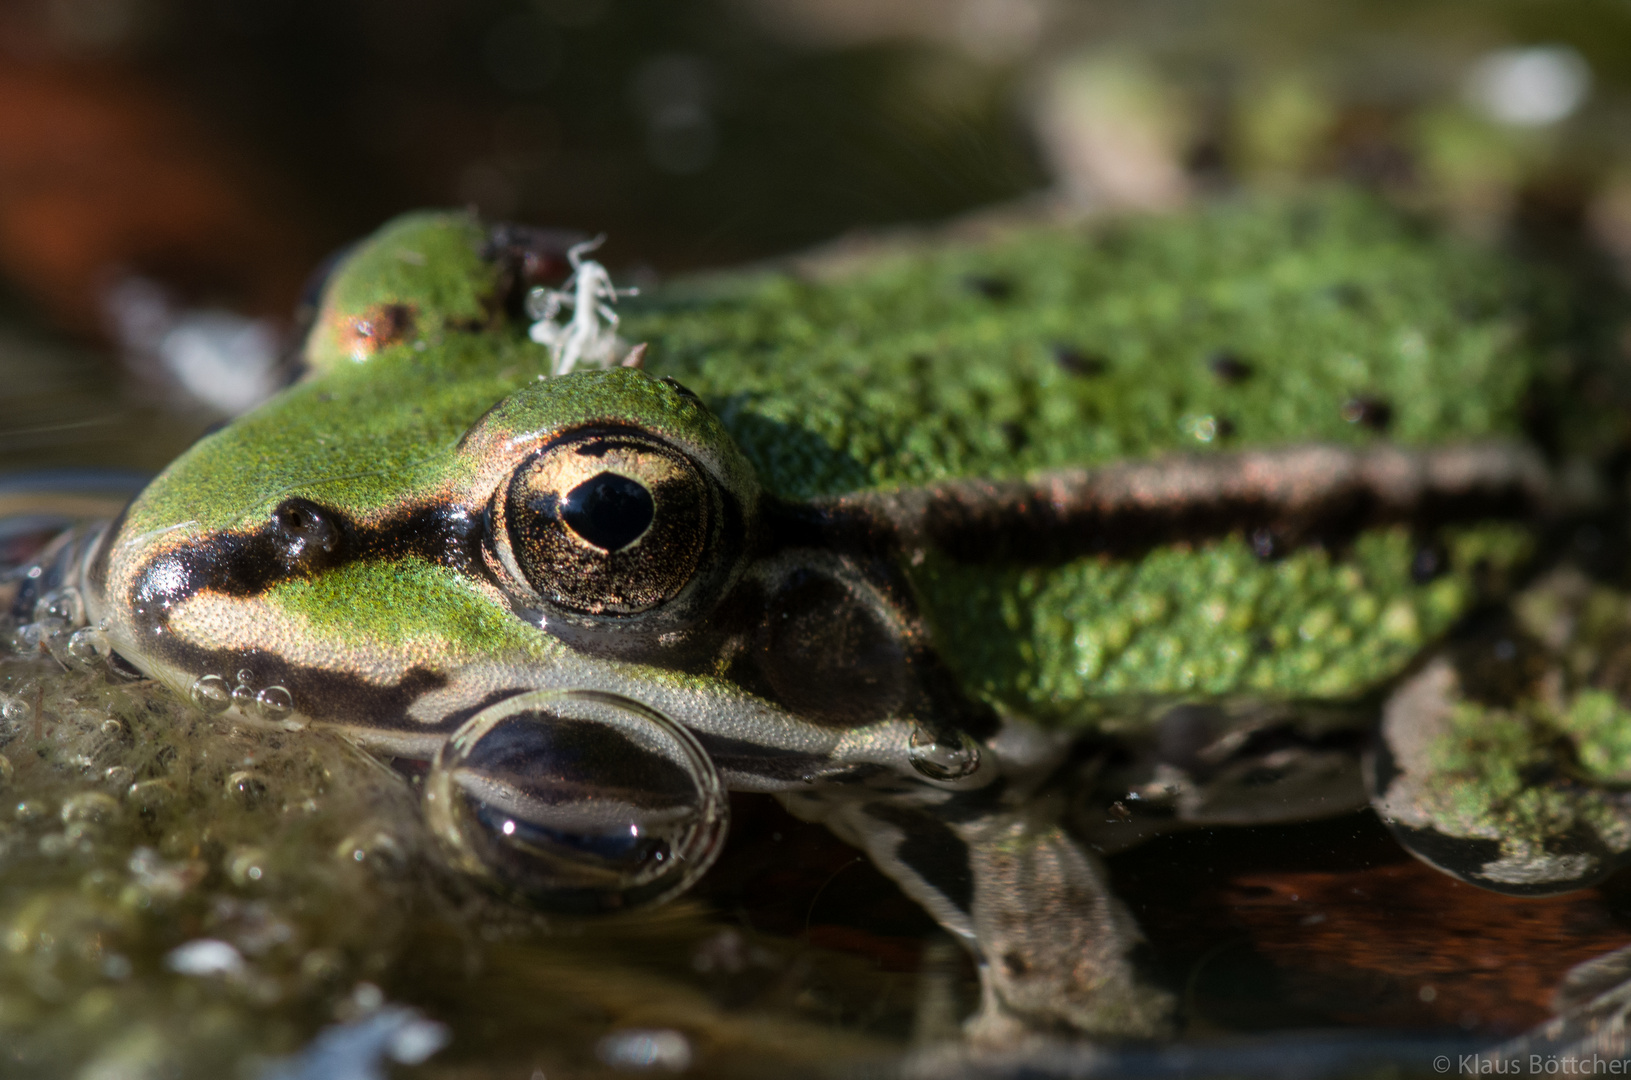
526;236;641;377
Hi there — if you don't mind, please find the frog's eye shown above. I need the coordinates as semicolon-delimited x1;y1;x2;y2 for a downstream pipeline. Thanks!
496;429;710;616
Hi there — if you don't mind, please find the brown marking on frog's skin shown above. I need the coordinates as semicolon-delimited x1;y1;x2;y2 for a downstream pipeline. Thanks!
333;301;417;361
814;441;1559;563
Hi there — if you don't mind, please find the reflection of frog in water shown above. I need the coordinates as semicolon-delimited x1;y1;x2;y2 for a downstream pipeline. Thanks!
20;193;1631;1043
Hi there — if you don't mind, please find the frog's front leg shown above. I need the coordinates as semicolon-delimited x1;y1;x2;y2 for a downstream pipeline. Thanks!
779;782;1174;1042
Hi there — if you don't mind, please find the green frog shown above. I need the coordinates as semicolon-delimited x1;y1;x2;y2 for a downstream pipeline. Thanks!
16;193;1631;1043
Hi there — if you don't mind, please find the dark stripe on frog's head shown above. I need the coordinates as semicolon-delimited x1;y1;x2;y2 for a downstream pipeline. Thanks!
97;367;759;739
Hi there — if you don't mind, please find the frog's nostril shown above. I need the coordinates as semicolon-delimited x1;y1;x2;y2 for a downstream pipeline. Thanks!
272;498;343;568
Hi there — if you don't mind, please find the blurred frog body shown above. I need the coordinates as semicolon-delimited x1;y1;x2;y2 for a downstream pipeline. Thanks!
26;195;1631;1039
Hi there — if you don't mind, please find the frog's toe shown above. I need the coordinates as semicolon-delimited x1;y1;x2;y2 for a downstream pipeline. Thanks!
424;688;729;913
1370;611;1631;896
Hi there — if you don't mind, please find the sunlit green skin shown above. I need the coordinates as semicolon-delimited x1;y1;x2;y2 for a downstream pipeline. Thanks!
109;201;1547;718
76;198;1603;1038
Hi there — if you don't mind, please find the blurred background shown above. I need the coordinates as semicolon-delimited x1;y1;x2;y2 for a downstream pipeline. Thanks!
2;0;1630;474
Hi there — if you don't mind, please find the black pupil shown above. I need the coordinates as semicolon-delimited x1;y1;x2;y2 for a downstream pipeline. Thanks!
561;472;655;551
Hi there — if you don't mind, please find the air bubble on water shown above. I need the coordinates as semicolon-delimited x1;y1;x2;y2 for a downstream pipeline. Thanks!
66;626;111;669
425;689;728;912
255;686;294;720
61;791;120;827
33;587;85;630
232;683;257;709
104;766;135;791
10;623;45;654
0;693;31;730
190;675;232;714
228;847;270;887
128;779;175;813
907;724;982;781
236;669;257;690
225;770;268;806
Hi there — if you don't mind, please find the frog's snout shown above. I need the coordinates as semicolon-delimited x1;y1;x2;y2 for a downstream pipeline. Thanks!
424;688;729;913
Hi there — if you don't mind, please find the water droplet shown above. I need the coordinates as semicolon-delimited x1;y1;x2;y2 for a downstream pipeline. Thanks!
228;847;270;887
0;694;31;739
128;780;176;813
255;686;293;720
225;771;267;807
32;587;84;630
425;689;728;912
336;829;407;874
66;627;110;669
7;623;44;654
907;725;982;781
232;683;256;709
236;669;257;690
189;675;232;714
61;791;119;826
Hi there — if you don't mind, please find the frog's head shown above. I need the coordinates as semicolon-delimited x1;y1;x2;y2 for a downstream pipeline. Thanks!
80;212;976;910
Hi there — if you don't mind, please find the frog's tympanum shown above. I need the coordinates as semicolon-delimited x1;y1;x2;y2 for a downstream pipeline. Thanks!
18;197;1631;1041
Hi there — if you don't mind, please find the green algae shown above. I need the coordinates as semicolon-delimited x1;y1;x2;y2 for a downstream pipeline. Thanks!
0;651;908;1079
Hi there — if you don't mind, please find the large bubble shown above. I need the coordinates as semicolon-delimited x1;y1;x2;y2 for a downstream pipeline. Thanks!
424;689;728;913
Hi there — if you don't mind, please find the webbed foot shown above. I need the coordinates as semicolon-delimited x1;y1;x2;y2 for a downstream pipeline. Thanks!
780;788;1173;1043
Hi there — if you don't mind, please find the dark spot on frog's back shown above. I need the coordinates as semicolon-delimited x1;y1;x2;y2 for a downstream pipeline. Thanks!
1053;345;1108;378
1409;540;1447;584
963;275;1014;301
1341;396;1393;432
1207;351;1253;384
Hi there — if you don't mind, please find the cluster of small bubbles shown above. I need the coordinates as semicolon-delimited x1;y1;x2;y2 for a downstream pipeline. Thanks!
906;724;982;781
65;627;111;670
189;675;231;715
188;669;298;724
